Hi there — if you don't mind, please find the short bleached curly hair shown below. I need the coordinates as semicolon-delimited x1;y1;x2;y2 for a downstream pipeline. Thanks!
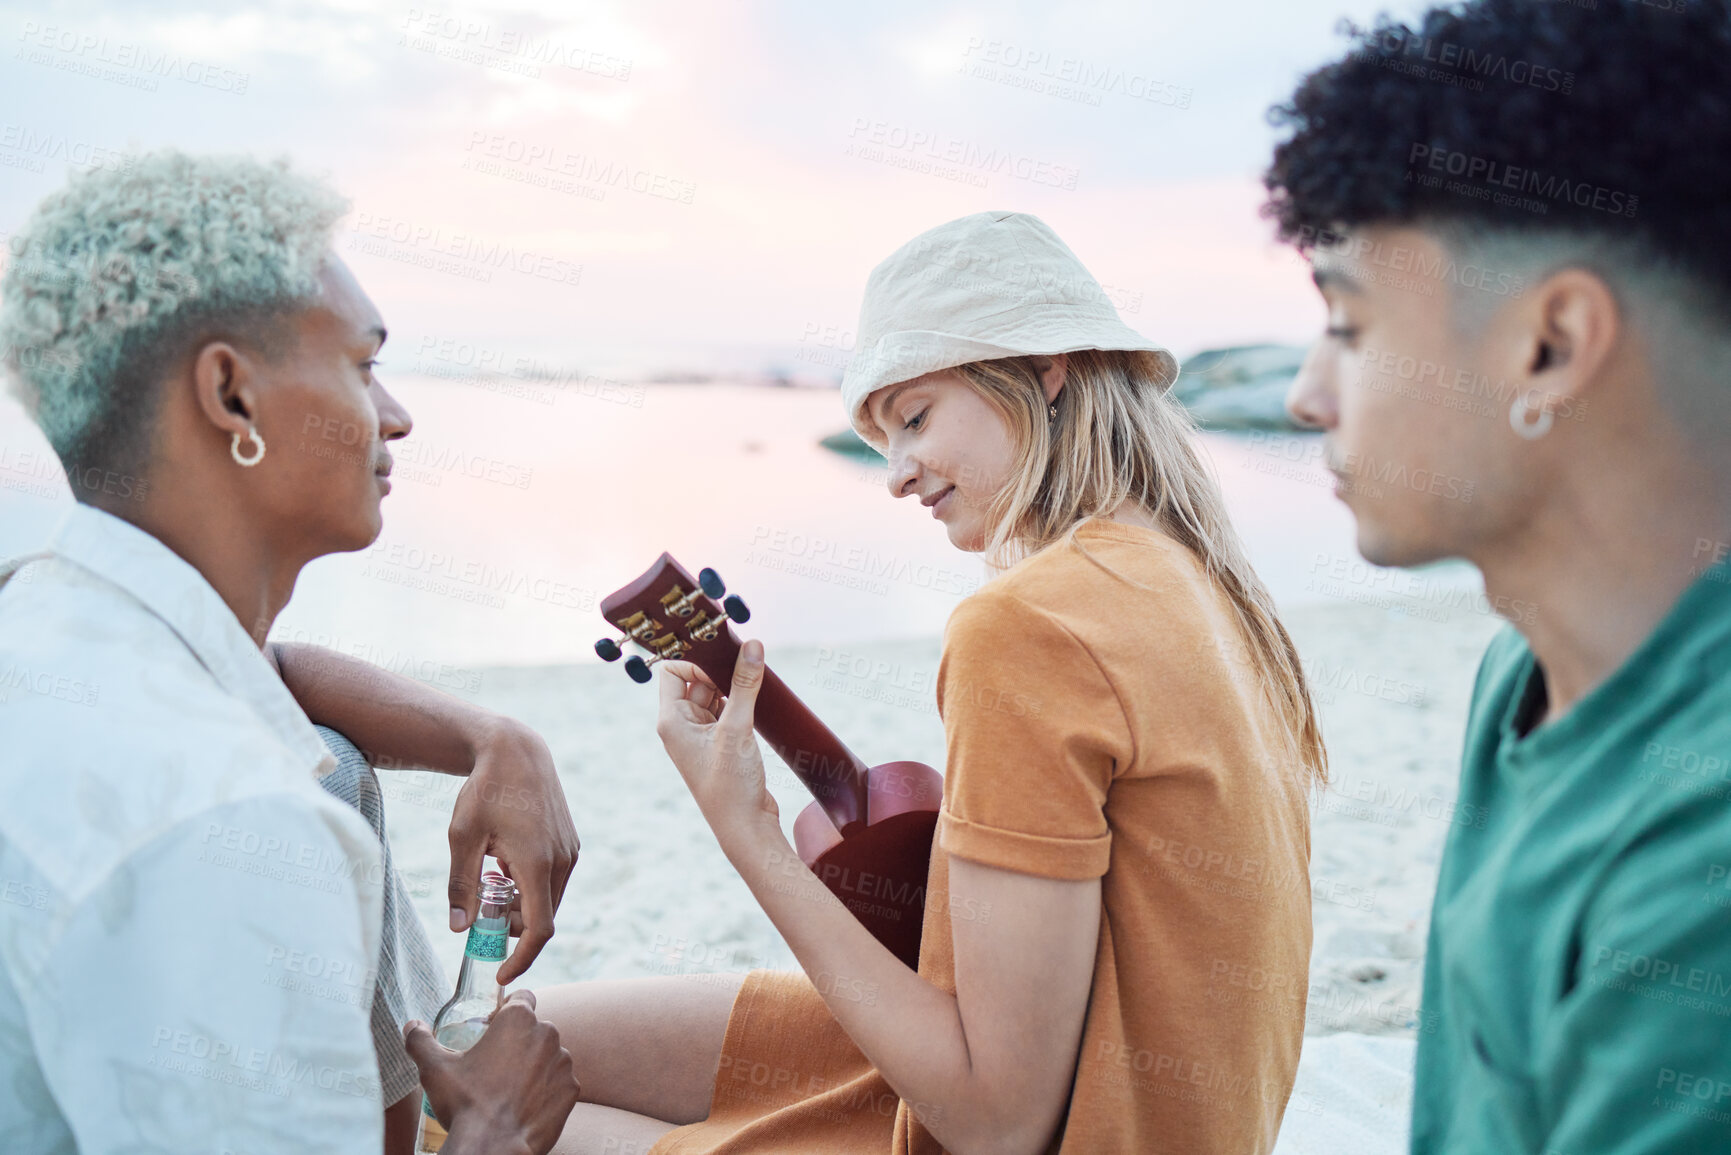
0;150;348;470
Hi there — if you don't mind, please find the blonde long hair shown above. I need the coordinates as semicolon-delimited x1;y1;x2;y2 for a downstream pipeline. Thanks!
955;348;1327;787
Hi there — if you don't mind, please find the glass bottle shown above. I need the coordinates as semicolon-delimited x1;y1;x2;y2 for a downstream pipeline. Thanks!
415;870;517;1153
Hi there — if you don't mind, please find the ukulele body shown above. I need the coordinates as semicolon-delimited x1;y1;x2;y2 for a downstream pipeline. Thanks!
793;760;941;970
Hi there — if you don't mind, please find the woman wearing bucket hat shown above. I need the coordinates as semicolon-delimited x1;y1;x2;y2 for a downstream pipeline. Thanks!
540;212;1324;1155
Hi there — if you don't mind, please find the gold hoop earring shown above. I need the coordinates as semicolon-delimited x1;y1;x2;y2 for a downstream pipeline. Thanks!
231;426;266;467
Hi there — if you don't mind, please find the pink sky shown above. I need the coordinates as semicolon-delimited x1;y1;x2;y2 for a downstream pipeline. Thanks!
0;0;1420;372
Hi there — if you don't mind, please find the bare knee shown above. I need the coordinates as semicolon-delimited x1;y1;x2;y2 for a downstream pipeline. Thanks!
535;972;745;1125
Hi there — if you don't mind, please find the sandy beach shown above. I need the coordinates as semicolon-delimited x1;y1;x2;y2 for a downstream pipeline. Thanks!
382;595;1505;1041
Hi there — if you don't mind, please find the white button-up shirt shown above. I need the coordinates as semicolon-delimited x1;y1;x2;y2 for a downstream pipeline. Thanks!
0;504;386;1153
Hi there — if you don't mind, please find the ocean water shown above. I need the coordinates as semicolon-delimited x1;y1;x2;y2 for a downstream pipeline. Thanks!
0;376;1479;670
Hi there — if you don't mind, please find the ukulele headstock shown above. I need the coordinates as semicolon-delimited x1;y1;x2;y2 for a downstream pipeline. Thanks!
595;553;751;685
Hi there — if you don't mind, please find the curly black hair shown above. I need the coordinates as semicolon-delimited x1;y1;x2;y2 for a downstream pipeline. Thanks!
1264;0;1731;310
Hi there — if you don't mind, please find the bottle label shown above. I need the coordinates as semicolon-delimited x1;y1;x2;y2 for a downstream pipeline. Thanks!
465;925;507;961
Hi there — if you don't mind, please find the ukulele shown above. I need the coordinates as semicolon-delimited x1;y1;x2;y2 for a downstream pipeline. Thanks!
596;554;940;968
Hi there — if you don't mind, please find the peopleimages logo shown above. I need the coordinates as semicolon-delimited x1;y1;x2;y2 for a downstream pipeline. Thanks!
956;37;1192;110
462;132;696;205
1292;227;1529;298
0;124;133;173
1355;29;1573;94
346;211;585;286
1409;144;1638;219
15;21;250;94
845;118;1080;190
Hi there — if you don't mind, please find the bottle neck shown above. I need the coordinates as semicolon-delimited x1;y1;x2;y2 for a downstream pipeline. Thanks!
435;902;513;1029
431;874;517;1040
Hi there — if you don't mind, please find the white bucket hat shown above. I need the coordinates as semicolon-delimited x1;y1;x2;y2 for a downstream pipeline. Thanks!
841;211;1178;446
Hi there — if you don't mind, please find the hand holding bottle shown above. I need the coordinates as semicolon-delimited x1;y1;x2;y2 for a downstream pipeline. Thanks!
446;718;580;987
411;873;575;1154
405;990;579;1155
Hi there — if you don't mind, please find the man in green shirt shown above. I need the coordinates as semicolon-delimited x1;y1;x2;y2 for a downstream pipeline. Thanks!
1265;0;1731;1150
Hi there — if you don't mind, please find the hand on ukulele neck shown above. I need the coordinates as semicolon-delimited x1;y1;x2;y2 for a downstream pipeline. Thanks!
655;639;782;848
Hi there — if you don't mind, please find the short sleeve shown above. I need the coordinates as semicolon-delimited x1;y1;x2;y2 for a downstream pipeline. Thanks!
936;590;1131;880
24;794;385;1154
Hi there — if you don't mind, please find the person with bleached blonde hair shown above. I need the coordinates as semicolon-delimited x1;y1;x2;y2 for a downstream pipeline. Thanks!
539;212;1324;1155
0;150;580;1155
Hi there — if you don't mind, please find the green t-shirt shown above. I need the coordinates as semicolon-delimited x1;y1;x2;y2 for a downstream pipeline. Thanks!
1413;560;1731;1153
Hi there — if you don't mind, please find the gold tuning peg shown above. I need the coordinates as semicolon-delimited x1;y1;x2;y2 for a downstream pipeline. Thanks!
624;637;687;683
596;613;658;662
661;584;702;618
689;611;726;642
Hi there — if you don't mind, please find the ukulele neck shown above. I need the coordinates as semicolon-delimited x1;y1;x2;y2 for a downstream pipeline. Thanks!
751;666;871;833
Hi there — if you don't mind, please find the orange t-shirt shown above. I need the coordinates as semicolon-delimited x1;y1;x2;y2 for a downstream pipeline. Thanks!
656;520;1314;1154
